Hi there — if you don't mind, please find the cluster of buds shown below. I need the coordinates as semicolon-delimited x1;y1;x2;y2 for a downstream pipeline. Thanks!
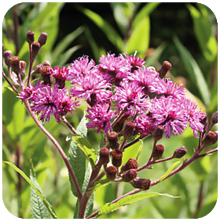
99;130;151;190
26;31;48;61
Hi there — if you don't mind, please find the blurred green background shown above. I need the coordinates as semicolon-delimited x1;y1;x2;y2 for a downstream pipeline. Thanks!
2;2;218;219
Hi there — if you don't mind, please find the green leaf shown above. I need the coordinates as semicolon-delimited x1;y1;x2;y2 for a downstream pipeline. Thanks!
53;26;84;59
145;43;167;66
68;114;88;197
98;192;179;217
136;139;144;160
126;16;150;56
76;112;88;138
158;161;181;182
187;4;217;62
30;168;52;219
54;45;80;66
70;135;97;168
132;2;160;28
173;37;211;107
76;4;123;50
4;161;57;219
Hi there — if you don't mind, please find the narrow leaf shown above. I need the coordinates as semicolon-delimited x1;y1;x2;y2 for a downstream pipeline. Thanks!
98;192;179;216
4;161;57;219
136;139;144;160
158;161;181;182
173;37;211;106
53;26;84;59
132;2;160;28
145;43;167;66
76;4;123;50
54;45;80;66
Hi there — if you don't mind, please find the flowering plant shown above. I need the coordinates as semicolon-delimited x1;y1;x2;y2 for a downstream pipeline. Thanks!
2;30;218;219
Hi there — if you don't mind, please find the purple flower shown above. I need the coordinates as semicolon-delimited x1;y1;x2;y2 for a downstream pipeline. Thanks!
150;78;185;99
86;103;116;133
70;71;112;106
183;99;206;137
50;66;69;89
17;82;42;102
125;54;145;72
99;53;131;84
150;96;188;138
112;81;149;115
128;68;158;95
135;114;156;136
31;84;78;122
67;56;96;80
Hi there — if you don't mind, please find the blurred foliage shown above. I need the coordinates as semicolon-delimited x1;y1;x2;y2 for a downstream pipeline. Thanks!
2;2;217;219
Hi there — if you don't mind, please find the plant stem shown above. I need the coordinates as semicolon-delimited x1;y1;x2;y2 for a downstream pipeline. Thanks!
27;44;33;86
61;116;77;134
24;100;82;200
78;161;102;218
2;71;18;93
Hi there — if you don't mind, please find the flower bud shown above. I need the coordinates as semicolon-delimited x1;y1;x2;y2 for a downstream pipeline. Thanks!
212;111;218;125
40;66;53;86
153;126;164;142
131;178;151;190
123;122;138;139
121;158;139;173
111;149;123;167
33;61;51;74
26;31;35;44
3;50;12;66
202;131;218;147
152;144;164;160
38;32;48;46
107;131;119;149
10;56;21;75
20;61;26;79
122;169;137;182
99;148;110;165
105;166;118;180
173;146;187;158
31;42;41;60
158;61;172;78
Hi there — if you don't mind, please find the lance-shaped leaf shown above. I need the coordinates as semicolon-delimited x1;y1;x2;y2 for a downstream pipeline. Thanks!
98;192;179;216
158;161;181;182
174;37;210;107
4;161;57;219
68;114;88;197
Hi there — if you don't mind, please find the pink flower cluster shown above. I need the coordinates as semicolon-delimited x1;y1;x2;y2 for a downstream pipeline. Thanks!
18;53;206;138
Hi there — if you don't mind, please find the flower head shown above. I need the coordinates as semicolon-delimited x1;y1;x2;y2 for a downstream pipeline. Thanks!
112;81;149;115
150;78;185;99
150;96;188;138
50;66;69;89
128;68;159;95
183;99;206;137
99;53;131;84
125;54;145;72
70;71;112;106
31;84;78;122
86;103;116;134
67;56;96;80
